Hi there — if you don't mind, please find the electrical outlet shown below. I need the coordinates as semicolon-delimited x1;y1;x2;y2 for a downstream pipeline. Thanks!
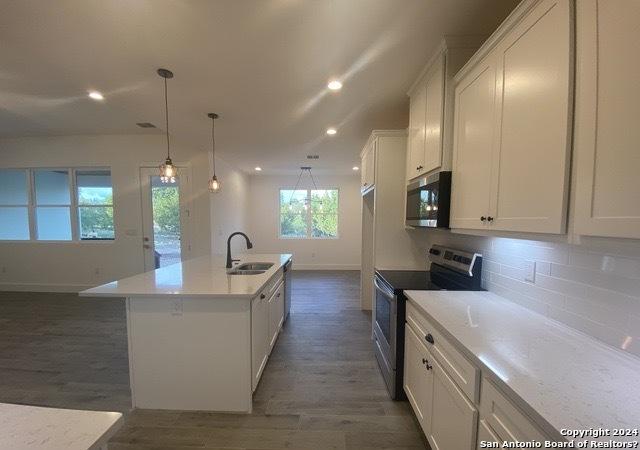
524;260;536;283
170;299;183;316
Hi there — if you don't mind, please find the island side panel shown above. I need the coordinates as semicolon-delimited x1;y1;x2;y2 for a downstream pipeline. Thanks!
126;295;252;412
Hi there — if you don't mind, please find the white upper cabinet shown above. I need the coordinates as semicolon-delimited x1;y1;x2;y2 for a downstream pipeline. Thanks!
573;0;640;239
407;39;480;181
451;0;573;233
407;56;443;180
423;56;445;174
408;82;428;179
361;138;376;194
450;54;498;230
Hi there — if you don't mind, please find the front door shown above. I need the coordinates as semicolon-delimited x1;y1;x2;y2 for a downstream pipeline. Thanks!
140;167;191;271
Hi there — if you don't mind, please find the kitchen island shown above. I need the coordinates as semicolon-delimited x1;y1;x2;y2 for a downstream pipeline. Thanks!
81;253;292;413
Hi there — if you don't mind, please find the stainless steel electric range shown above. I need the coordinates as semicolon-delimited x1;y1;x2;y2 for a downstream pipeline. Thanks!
373;244;483;399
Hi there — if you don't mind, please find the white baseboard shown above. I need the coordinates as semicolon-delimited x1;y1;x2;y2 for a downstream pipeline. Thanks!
0;282;94;293
292;264;361;271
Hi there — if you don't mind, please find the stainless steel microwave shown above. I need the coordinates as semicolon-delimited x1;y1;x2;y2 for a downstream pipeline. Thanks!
405;171;451;228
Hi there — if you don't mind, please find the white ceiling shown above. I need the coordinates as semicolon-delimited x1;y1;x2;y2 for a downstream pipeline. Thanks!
0;0;519;174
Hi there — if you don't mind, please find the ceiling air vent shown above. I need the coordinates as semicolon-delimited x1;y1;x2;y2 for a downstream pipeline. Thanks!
306;155;319;160
136;122;156;128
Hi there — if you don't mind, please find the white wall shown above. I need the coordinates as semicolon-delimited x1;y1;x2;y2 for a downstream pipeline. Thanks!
210;158;250;255
413;228;640;358
247;174;361;270
0;134;213;291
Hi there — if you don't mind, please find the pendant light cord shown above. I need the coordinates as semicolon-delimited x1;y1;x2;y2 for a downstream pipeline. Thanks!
289;168;318;204
164;77;170;159
289;168;305;204
211;117;216;176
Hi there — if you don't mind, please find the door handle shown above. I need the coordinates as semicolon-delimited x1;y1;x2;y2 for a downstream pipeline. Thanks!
480;216;487;222
425;333;434;344
487;216;494;222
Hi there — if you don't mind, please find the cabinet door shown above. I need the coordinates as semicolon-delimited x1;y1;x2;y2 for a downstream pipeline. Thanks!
489;0;572;233
268;282;284;351
407;83;427;180
450;55;498;230
423;53;445;174
428;356;478;450
361;140;376;192
574;0;640;239
251;294;269;391
404;325;434;435
477;419;501;449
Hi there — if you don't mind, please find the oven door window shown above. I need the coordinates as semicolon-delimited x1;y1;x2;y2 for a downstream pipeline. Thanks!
375;287;392;344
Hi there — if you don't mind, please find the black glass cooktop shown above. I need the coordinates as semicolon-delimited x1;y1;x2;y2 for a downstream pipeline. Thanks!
375;270;442;293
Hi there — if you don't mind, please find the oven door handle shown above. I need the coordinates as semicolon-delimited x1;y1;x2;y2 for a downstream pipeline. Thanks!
374;277;395;300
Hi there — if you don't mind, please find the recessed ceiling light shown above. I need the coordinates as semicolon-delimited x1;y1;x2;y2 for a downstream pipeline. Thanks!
328;80;342;91
352;166;359;171
88;91;104;101
255;167;262;171
326;128;337;135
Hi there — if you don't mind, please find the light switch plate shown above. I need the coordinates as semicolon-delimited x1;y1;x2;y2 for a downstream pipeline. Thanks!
524;260;536;283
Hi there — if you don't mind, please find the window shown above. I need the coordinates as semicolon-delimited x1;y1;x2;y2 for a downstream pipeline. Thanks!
279;189;338;239
76;170;114;240
0;167;114;241
34;169;72;240
0;169;30;240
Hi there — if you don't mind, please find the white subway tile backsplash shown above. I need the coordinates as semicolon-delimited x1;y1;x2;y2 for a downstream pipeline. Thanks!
550;263;640;298
424;233;640;358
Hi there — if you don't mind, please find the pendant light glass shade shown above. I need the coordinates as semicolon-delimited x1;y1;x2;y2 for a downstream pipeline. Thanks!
207;112;221;193
208;175;220;192
160;157;177;184
157;68;177;184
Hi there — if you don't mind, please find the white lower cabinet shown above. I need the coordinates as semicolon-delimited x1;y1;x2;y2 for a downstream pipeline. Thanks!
404;303;548;449
477;419;501;448
429;357;478;450
252;275;284;392
268;281;285;351
251;291;269;392
404;322;477;450
480;378;547;443
404;324;434;433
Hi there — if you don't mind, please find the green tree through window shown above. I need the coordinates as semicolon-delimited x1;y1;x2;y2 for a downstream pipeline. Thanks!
280;189;338;238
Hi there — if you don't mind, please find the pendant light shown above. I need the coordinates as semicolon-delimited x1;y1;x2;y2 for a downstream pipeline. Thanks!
157;68;177;183
207;113;221;193
289;166;319;209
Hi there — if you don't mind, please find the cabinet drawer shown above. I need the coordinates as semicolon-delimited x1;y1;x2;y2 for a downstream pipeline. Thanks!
480;378;547;443
406;301;479;402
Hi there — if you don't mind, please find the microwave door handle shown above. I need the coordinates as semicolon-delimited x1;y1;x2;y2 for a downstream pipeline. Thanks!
374;277;395;300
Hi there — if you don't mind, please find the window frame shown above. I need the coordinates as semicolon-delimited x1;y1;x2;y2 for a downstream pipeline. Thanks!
278;188;339;240
0;167;115;243
75;169;115;241
0;169;31;241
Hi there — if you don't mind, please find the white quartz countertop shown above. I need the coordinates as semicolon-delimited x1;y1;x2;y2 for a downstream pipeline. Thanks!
404;290;640;442
0;403;122;449
80;253;292;299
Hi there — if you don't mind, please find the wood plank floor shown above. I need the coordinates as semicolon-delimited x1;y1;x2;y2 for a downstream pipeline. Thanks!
0;271;427;450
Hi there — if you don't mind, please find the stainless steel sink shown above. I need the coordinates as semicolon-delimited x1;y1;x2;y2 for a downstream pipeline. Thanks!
234;262;274;271
227;262;274;275
228;269;266;275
